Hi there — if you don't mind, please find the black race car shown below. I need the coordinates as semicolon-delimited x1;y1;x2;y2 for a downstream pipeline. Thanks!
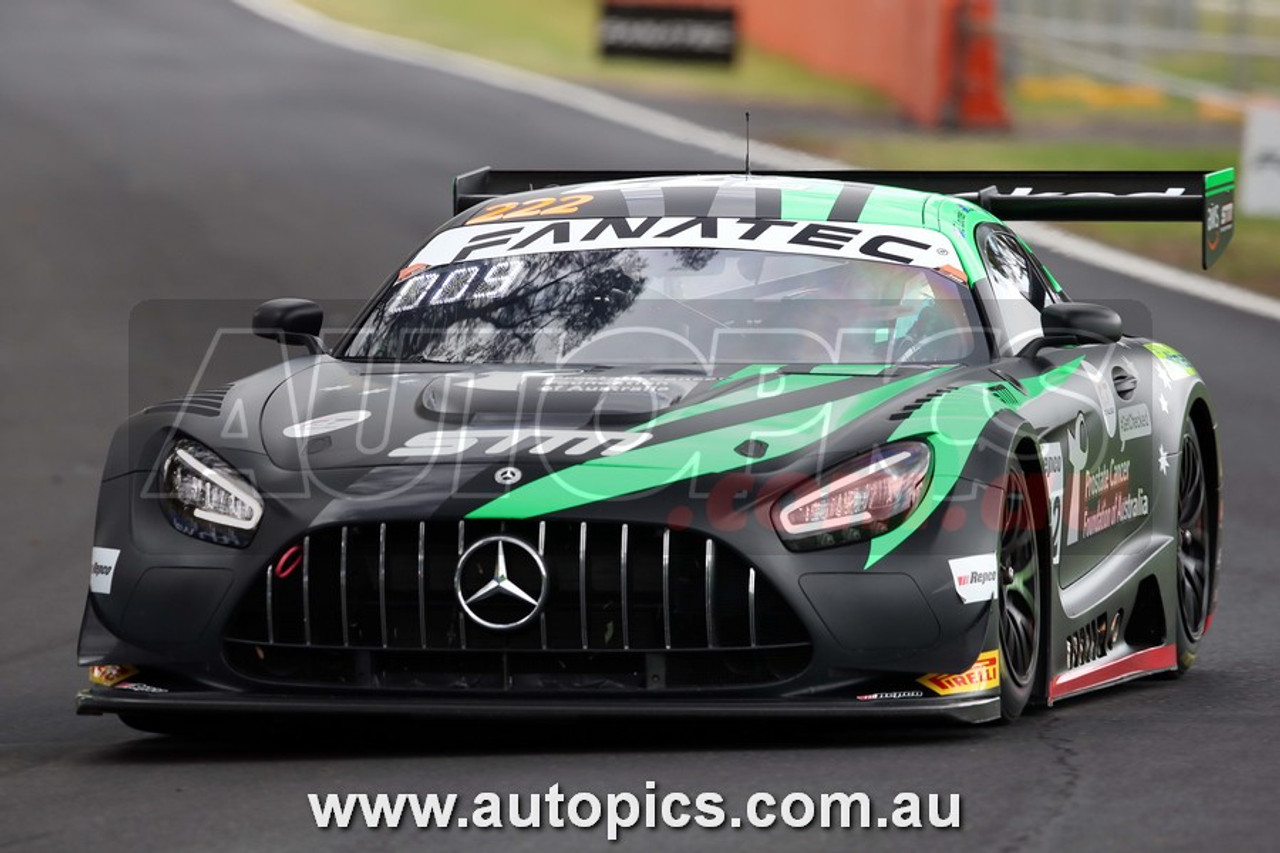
77;168;1229;728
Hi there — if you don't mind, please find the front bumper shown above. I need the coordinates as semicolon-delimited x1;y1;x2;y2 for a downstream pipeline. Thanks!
80;466;1006;721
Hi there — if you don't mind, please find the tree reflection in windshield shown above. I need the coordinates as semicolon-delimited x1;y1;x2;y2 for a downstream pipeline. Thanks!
348;250;649;363
341;248;982;366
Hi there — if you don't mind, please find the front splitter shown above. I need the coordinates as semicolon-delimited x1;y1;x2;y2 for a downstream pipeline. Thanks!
76;687;1001;724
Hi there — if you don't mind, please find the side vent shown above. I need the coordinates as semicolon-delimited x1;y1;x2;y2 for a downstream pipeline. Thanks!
989;384;1022;408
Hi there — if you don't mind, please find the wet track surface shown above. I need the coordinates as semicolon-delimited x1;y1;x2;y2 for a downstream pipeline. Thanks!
2;1;1278;849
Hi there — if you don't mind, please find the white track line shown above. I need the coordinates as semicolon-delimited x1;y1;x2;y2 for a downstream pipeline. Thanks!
232;0;1280;324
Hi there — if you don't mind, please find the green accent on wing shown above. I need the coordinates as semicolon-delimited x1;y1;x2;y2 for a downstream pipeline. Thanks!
857;186;927;228
1205;167;1235;195
924;195;990;286
710;364;783;389
864;357;1085;569
467;368;951;521
633;373;852;432
780;187;840;221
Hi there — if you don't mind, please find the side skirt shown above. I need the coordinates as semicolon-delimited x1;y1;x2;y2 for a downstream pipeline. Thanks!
1047;643;1177;704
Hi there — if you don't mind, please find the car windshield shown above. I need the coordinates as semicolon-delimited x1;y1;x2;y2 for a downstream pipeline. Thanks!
340;248;985;366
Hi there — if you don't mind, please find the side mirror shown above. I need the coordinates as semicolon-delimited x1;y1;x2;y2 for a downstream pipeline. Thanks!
1021;302;1122;357
253;299;326;354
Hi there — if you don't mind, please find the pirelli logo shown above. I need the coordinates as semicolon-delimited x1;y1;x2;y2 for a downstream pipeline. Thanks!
917;650;1000;696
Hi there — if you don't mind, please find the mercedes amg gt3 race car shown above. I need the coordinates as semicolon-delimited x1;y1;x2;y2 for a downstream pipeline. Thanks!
77;168;1229;729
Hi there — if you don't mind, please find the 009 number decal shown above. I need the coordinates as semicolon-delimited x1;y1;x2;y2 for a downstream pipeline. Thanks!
467;194;595;224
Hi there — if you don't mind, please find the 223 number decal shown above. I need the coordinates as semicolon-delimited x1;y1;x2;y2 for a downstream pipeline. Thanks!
467;194;595;224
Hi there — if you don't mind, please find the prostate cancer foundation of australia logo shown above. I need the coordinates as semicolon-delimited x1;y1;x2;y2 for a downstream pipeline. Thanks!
454;536;549;631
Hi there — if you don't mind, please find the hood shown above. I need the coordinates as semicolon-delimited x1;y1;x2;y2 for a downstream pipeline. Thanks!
260;361;954;474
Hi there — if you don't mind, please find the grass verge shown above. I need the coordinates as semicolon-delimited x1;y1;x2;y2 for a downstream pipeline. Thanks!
299;0;887;109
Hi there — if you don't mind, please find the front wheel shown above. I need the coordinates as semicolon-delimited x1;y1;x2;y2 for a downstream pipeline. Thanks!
998;464;1042;721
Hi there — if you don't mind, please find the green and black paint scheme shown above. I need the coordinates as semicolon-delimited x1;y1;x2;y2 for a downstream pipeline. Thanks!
77;170;1226;727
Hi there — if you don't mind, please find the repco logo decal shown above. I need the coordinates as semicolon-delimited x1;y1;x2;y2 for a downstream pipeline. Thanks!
949;554;998;604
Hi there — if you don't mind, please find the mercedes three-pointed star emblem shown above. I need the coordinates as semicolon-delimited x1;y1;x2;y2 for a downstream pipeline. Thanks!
454;535;548;631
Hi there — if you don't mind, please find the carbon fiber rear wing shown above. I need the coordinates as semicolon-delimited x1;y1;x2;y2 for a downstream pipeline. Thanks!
453;167;1235;269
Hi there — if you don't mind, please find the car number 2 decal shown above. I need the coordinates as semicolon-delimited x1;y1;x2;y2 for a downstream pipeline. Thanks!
1041;441;1065;566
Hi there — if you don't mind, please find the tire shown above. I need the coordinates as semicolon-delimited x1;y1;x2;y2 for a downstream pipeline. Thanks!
997;464;1043;721
1173;419;1213;674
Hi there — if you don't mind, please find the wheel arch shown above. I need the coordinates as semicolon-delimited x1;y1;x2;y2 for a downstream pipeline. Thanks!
1187;394;1222;623
1013;434;1055;702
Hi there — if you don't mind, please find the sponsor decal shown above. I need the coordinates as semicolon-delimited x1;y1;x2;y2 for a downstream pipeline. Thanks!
599;2;736;62
90;547;120;595
390;428;653;459
1144;342;1198;377
1206;198;1234;250
89;664;138;687
949;553;999;604
283;410;373;439
856;690;925;701
467;193;597;224
1065;412;1089;547
494;466;523;486
918;650;1000;696
415;216;955;271
1041;441;1065;567
1078;457;1149;539
115;682;168;694
1158;443;1172;476
1006;186;1189;200
1079;361;1116;437
1117;403;1152;450
1065;611;1122;670
538;375;697;394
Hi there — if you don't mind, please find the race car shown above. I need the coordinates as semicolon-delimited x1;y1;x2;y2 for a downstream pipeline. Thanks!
77;168;1229;729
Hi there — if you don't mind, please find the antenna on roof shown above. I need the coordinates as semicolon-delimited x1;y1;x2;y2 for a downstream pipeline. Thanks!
744;111;752;177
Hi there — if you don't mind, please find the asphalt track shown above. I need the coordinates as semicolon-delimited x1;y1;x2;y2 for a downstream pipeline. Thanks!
2;1;1278;850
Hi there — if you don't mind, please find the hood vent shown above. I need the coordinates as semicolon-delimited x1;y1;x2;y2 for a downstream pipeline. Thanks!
888;385;961;421
145;384;232;418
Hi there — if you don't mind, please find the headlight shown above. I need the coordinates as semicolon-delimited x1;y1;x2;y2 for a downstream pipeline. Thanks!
774;441;932;550
160;438;263;547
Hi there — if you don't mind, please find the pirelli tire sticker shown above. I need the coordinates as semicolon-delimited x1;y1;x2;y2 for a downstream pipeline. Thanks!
918;650;1000;696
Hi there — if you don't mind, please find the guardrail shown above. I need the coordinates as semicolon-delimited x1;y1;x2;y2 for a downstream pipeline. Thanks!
996;0;1280;109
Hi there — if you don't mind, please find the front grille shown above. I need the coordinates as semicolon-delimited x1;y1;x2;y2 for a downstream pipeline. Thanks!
224;520;810;691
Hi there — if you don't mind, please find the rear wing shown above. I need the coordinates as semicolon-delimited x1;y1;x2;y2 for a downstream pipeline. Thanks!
453;167;1235;269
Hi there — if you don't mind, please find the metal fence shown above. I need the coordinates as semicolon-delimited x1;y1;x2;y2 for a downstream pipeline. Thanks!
996;0;1280;107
